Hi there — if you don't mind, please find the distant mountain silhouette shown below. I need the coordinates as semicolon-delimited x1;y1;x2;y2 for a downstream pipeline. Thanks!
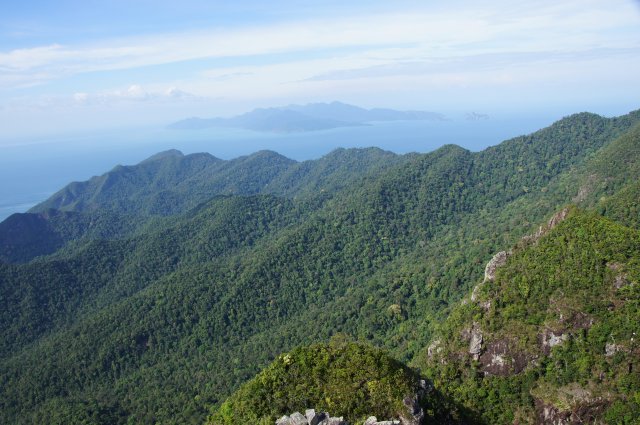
168;101;445;132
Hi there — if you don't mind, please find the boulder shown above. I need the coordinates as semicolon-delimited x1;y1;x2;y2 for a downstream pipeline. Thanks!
363;418;400;425
306;409;324;425
277;416;291;425
290;411;309;425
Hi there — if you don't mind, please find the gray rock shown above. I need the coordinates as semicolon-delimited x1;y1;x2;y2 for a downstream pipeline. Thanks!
426;339;441;358
469;324;483;360
290;411;309;425
484;251;509;282
401;393;424;425
470;282;482;302
276;415;291;425
614;274;630;289
547;208;569;229
322;417;346;425
548;332;568;347
363;417;401;425
419;378;433;394
306;409;322;425
605;342;622;357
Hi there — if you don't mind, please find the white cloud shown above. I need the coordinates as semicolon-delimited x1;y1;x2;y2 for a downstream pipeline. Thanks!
0;0;638;91
68;85;201;106
302;47;640;82
0;85;201;111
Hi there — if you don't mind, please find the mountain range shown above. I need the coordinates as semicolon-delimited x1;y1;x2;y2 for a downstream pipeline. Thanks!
0;108;639;424
168;101;446;133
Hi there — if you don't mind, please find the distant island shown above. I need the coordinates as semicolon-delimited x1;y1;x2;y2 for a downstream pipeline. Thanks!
168;101;446;133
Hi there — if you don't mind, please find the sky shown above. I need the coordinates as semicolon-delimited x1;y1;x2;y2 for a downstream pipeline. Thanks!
1;0;640;139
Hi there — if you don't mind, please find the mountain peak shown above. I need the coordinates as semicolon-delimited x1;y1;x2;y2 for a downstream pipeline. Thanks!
140;149;184;163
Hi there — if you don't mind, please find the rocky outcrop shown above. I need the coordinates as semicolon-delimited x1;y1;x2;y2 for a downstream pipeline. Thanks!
535;399;609;425
533;384;609;425
547;207;570;229
276;406;424;425
607;262;632;289
572;174;597;203
426;339;441;359
399;379;429;425
477;339;531;376
276;410;345;425
364;418;400;425
275;381;430;425
605;342;623;357
522;207;571;246
483;251;510;282
540;329;570;355
469;330;483;360
462;322;483;360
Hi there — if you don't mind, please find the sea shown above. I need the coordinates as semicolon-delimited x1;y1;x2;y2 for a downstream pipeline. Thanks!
0;115;555;221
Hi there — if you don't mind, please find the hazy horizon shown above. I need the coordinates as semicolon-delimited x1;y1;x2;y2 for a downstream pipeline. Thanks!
2;1;640;219
0;108;565;220
1;0;639;140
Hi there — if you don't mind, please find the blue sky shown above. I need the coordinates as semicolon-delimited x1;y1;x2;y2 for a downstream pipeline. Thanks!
1;0;640;138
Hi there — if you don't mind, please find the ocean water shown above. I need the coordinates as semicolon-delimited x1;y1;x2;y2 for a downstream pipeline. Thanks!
0;116;554;221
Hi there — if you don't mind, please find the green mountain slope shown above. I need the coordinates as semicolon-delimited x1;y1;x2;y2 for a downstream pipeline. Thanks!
207;339;425;424
0;195;305;359
1;147;402;263
419;208;640;424
0;109;639;424
29;147;402;217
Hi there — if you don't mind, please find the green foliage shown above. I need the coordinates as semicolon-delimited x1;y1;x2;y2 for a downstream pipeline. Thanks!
421;209;640;424
0;109;639;424
30;147;403;218
208;339;419;424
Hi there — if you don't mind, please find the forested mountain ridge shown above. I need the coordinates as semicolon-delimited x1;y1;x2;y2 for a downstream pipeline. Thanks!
30;147;404;216
420;207;640;424
213;117;640;424
6;109;636;266
0;147;402;263
0;109;639;424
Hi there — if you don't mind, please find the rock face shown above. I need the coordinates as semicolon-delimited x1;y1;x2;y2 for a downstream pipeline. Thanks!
521;207;571;247
468;324;483;360
276;408;420;425
276;410;341;425
483;251;509;282
399;379;429;425
477;339;531;376
547;207;570;229
306;409;322;425
540;329;570;355
426;339;441;359
364;417;400;425
533;386;609;425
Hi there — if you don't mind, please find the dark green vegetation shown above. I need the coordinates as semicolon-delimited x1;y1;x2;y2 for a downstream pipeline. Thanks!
30;147;404;217
1;109;639;424
208;339;421;424
421;209;640;423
